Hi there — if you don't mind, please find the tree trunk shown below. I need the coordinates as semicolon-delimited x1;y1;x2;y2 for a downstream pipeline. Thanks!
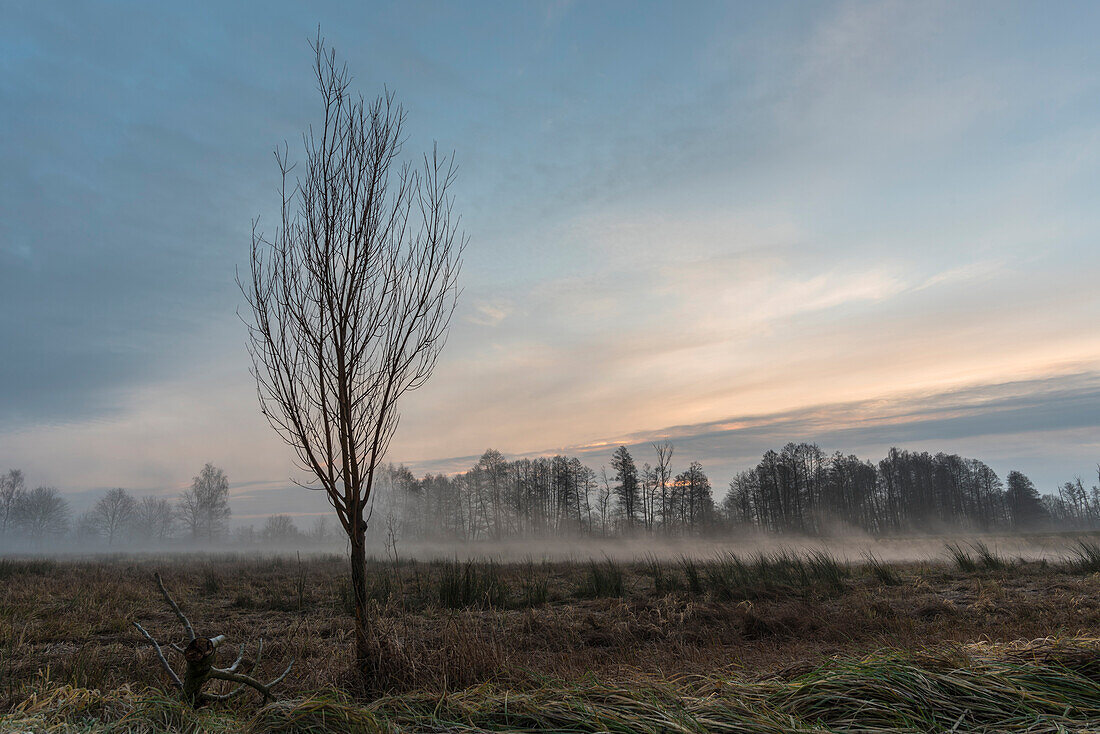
182;635;224;705
350;525;370;672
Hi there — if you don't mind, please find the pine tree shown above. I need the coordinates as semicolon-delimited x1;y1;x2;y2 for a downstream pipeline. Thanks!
610;446;640;529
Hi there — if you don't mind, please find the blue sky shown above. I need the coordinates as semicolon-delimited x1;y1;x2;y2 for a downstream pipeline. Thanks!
2;1;1099;515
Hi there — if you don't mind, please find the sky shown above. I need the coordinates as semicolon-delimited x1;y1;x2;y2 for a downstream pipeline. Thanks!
2;1;1099;519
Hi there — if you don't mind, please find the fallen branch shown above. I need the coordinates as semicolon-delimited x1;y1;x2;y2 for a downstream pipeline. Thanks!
132;572;294;706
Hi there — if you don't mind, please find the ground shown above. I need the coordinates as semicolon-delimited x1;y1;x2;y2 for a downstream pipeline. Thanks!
4;536;1100;731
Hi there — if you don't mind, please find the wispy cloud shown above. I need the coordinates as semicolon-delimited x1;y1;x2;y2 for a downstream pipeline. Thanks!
465;299;512;327
405;371;1100;492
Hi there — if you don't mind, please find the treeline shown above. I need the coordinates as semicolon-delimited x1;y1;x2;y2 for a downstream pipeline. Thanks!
0;463;235;549
0;462;343;550
381;444;1099;539
724;445;1050;533
4;446;1097;548
379;445;715;540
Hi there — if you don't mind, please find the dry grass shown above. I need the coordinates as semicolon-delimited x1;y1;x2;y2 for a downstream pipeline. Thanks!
3;549;1100;730
8;637;1100;732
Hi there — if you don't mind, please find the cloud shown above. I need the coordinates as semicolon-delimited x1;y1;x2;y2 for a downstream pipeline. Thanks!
406;371;1100;493
465;300;512;327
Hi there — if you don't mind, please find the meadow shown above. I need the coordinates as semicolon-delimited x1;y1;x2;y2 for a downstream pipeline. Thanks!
5;537;1100;731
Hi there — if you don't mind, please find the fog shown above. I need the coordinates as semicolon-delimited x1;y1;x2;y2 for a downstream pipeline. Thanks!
3;459;1098;564
2;528;1095;567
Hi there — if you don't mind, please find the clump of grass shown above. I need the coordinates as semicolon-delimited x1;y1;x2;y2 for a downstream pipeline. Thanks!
375;637;1100;733
704;549;848;601
805;549;849;593
862;553;902;585
680;557;704;596
520;561;549;607
971;540;1009;570
3;683;216;733
644;557;680;596
577;558;624;598
945;542;978;572
1065;540;1100;573
200;567;221;595
437;560;509;609
946;541;1009;572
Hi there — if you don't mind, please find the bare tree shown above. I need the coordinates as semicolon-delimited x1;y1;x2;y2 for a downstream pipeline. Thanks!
13;486;69;543
0;469;25;536
241;35;464;670
178;463;231;542
135;496;176;543
90;487;137;546
598;468;612;536
75;511;100;542
308;516;331;543
261;514;299;543
654;442;674;532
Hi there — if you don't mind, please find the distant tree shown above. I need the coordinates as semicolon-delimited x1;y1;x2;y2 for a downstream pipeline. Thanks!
134;496;175;542
74;511;99;542
235;524;258;545
674;461;714;531
262;514;300;543
1055;477;1095;527
309;516;331;543
178;463;231;541
597;468;613;536
640;463;656;530
90;488;137;546
610;446;640;529
0;469;25;536
474;450;508;539
722;472;752;527
13;486;69;542
653;442;674;531
1005;471;1047;529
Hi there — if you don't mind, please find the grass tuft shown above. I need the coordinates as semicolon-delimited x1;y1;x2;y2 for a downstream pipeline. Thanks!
1065;540;1100;574
945;542;978;572
946;541;1009;572
577;558;625;598
862;553;902;585
970;540;1009;570
437;559;509;609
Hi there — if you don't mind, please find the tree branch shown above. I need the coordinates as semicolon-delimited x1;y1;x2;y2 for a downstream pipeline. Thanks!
154;572;195;642
132;621;183;689
207;658;294;701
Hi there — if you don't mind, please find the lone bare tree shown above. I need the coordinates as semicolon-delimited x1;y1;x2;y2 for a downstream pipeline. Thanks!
241;36;463;671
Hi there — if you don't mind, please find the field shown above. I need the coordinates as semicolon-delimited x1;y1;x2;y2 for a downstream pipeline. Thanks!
5;537;1100;731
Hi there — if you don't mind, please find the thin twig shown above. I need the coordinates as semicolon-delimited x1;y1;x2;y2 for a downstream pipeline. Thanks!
132;621;182;689
154;572;195;642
